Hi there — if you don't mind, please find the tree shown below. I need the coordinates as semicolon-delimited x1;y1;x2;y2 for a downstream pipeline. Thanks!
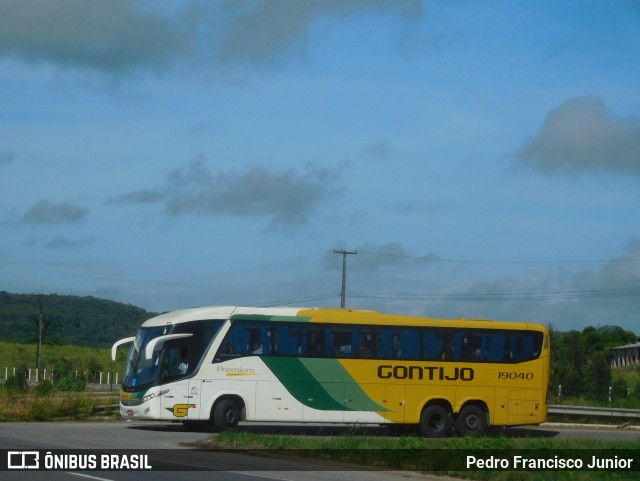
584;351;612;401
24;313;62;371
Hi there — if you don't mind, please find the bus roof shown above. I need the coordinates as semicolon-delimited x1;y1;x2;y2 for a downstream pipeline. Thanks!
140;306;547;332
141;306;305;327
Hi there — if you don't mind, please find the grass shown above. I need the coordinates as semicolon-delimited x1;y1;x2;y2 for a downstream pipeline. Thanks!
0;341;126;381
0;390;119;421
207;430;640;481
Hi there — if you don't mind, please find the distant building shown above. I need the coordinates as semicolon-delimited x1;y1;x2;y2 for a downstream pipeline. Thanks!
606;342;640;368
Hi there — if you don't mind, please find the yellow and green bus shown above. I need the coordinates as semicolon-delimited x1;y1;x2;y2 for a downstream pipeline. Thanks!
112;306;550;437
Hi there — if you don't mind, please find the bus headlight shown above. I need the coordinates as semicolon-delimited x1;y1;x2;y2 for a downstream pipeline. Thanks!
122;389;170;406
141;389;169;403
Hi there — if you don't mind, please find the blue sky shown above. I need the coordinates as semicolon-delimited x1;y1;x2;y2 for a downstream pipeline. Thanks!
1;0;639;333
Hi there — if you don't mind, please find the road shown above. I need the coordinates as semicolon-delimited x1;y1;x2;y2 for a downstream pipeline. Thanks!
0;421;446;481
0;421;638;480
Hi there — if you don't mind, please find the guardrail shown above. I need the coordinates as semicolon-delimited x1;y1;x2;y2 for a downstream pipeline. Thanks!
549;404;640;418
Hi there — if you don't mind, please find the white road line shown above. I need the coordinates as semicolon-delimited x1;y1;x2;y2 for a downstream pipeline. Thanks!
67;472;117;481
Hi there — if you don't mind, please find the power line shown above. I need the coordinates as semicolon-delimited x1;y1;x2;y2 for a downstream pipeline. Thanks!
349;286;640;302
254;285;640;308
356;250;640;267
258;292;339;307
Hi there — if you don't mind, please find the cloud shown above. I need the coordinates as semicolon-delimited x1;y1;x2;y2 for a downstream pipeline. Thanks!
327;242;440;271
363;140;398;160
517;97;640;176
109;189;167;204
112;157;344;228
19;200;89;224
214;0;424;66
24;236;95;249
412;242;640;332
573;239;640;297
0;0;423;74
0;0;193;74
0;150;15;164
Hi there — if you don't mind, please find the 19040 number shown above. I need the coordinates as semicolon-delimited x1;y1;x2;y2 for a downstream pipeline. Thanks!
498;371;534;380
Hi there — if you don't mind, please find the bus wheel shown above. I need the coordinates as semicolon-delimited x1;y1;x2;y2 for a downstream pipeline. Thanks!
213;399;240;432
419;405;452;437
454;405;487;437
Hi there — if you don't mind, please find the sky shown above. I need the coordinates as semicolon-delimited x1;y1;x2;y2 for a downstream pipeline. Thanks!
1;0;639;333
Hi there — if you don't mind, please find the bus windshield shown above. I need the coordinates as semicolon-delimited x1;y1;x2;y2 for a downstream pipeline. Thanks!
122;326;169;389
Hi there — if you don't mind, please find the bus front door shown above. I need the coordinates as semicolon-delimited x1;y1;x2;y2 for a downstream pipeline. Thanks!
158;342;199;420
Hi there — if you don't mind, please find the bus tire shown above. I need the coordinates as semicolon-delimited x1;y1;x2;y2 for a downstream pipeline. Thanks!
419;405;451;437
454;405;487;437
213;399;240;432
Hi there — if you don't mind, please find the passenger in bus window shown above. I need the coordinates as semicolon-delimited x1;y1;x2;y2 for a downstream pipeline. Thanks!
250;342;263;354
440;340;454;361
358;343;372;358
309;341;324;357
223;340;235;354
393;335;401;357
177;347;189;374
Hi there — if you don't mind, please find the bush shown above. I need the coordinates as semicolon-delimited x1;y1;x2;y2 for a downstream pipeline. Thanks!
34;379;54;396
52;367;86;392
3;368;28;392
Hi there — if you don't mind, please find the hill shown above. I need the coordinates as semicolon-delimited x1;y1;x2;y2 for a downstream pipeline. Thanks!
0;292;158;348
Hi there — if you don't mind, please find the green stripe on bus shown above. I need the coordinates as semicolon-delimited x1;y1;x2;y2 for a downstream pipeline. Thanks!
261;357;385;412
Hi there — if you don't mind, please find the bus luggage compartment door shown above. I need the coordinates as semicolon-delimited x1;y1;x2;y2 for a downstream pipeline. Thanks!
506;389;542;424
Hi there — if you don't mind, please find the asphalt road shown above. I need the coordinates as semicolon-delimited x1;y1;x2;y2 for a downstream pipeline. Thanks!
0;421;638;481
0;421;445;481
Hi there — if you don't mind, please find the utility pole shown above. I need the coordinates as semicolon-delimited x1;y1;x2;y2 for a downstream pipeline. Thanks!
37;294;43;372
333;249;357;308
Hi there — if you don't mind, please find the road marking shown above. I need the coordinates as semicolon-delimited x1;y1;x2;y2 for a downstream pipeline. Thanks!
67;473;116;481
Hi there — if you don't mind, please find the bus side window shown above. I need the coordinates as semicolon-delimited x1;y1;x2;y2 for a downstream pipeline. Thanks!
307;329;325;357
392;333;401;358
274;325;297;356
470;333;487;361
440;338;454;361
486;332;506;362
245;325;272;355
396;329;419;360
246;328;260;354
423;329;439;360
376;328;393;358
214;322;246;361
329;330;352;357
356;331;374;359
508;333;536;362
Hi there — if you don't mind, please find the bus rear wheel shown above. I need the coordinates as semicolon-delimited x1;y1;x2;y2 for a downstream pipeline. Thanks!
454;405;487;437
419;405;452;437
213;399;240;432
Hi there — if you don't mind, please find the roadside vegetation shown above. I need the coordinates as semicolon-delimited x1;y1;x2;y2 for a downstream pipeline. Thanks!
0;341;126;383
549;325;639;408
0;366;119;421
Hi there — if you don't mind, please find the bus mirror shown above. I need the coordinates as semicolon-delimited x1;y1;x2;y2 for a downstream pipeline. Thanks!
111;337;136;361
144;333;193;360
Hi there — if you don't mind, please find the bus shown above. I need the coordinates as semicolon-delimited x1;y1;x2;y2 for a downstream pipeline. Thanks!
111;306;550;437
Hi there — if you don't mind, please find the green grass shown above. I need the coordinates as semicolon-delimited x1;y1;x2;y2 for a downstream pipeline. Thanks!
207;430;640;481
0;390;119;421
0;341;126;381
